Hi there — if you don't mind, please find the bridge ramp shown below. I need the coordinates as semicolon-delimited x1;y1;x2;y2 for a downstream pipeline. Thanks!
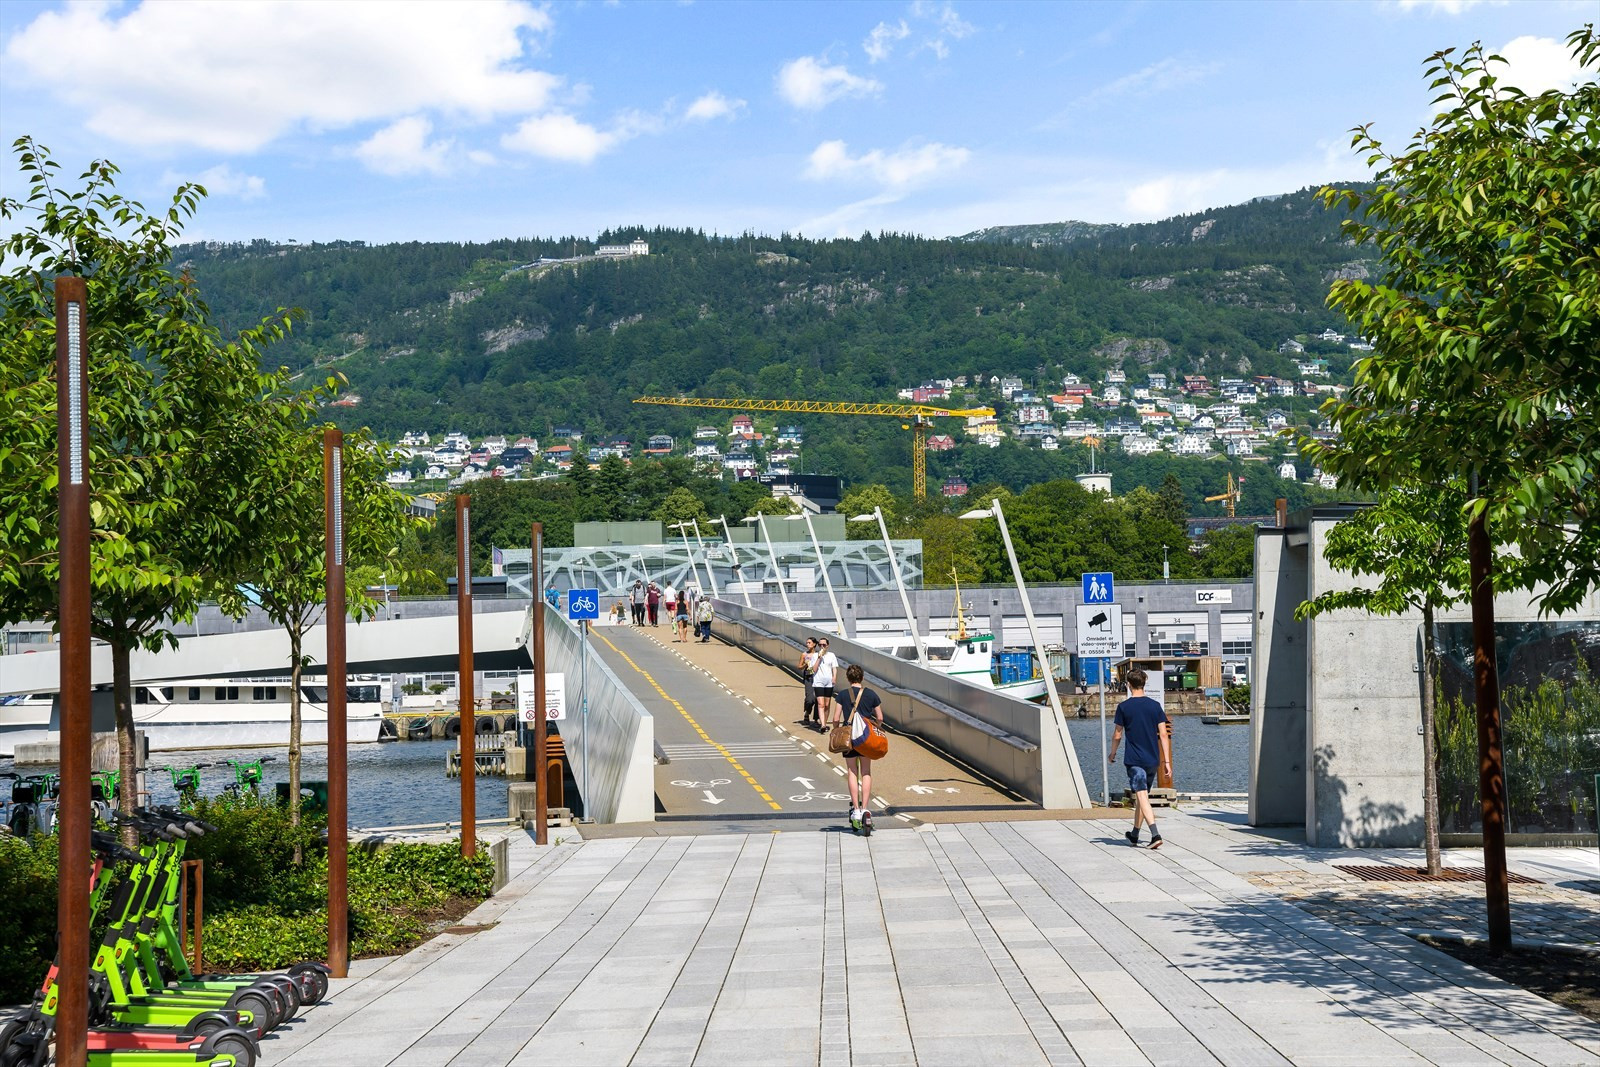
586;625;1029;835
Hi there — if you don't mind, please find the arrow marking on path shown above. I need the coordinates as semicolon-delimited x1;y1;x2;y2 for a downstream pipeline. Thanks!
905;784;936;795
702;790;724;805
793;776;816;791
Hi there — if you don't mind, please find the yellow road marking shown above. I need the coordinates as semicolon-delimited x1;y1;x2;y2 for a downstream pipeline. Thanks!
594;629;783;810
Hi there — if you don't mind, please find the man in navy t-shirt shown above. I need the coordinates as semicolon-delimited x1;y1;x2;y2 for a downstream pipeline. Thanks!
1108;667;1172;849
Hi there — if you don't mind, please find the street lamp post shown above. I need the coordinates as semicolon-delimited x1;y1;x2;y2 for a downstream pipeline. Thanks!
719;515;752;607
690;519;717;597
668;522;703;597
785;512;842;635
961;499;1088;807
851;508;926;666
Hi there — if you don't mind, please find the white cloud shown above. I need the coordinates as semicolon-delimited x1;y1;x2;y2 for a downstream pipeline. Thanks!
159;164;267;200
354;117;454;176
1495;35;1585;96
910;1;974;59
2;0;559;153
685;91;745;122
501;113;619;163
804;140;970;188
776;57;882;110
864;20;910;63
1395;0;1493;13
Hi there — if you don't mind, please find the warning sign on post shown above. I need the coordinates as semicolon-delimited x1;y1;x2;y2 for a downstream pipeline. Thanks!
517;672;565;722
1074;603;1124;659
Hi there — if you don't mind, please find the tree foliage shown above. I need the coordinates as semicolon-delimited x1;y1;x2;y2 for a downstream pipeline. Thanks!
1304;27;1600;612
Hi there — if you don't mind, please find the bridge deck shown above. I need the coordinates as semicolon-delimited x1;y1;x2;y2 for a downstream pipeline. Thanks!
586;625;1030;835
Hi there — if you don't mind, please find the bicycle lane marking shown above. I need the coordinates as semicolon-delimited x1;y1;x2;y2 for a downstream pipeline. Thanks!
592;628;784;811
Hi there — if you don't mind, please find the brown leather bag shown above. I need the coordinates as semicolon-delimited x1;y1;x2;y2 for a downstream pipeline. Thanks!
828;723;852;753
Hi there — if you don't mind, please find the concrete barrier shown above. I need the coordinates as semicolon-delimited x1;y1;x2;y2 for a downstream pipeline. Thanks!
541;613;655;824
714;601;1090;808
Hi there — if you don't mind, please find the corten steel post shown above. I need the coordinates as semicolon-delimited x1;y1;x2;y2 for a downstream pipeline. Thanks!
457;495;476;857
531;523;549;844
55;276;91;1067
1468;499;1512;952
323;428;350;978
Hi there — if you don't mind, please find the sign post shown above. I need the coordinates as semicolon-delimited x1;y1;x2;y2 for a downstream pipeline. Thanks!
456;496;475;858
530;523;547;844
323;428;349;978
568;588;599;820
1077;591;1121;807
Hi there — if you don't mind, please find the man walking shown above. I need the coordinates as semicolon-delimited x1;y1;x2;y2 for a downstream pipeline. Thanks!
1108;667;1171;849
629;581;645;626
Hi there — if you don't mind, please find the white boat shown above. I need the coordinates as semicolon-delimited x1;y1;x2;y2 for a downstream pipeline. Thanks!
0;676;388;757
848;585;1050;703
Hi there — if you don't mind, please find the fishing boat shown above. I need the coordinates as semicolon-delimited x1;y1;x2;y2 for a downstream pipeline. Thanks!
0;676;388;757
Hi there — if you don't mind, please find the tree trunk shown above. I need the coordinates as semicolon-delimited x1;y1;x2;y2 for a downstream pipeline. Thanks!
1420;606;1442;876
289;632;304;865
111;641;138;848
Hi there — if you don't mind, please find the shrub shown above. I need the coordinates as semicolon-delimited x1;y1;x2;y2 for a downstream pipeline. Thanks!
0;836;60;1004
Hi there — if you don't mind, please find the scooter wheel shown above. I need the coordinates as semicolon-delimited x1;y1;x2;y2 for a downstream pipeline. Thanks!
0;1021;24;1067
292;969;326;1005
206;1032;257;1067
260;974;301;1018
186;1010;235;1039
228;988;278;1033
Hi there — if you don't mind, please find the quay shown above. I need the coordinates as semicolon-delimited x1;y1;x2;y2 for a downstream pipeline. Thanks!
263;807;1600;1066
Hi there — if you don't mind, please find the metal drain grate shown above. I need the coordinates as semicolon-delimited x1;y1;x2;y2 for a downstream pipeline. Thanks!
1334;864;1540;885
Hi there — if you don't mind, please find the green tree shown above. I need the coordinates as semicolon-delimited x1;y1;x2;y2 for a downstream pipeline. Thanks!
594;454;630;520
0;141;295;830
837;484;898;537
916;514;982;588
224;406;420;845
652;487;710;527
1157;473;1189;527
1292;484;1472;874
1195;525;1256;581
564;454;595;522
748;494;799;516
1305;27;1600;612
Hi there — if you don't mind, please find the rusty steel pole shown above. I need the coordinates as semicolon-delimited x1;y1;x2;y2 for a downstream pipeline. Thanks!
531;522;549;844
1467;499;1511;953
457;495;476;857
55;277;91;1067
323;428;350;978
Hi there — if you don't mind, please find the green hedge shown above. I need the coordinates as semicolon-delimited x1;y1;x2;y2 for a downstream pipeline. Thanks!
0;798;497;997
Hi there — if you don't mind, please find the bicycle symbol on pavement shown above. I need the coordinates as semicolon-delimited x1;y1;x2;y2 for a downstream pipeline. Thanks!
788;790;851;803
670;778;731;790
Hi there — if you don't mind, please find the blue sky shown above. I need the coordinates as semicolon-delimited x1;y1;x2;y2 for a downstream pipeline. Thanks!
0;1;1589;244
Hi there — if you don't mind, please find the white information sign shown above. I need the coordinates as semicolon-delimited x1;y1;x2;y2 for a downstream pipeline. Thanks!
1074;603;1124;659
1195;588;1233;605
517;672;566;722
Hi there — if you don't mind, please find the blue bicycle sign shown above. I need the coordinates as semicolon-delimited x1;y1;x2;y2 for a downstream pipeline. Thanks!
568;588;600;620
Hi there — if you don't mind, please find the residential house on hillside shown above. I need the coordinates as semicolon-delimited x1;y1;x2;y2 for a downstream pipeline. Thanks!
1104;369;1126;385
1040;435;1059;451
1225;437;1255;457
543;443;573;463
1061;372;1082;387
400;431;431;447
424;463;451;481
1265;409;1288;431
551;426;581;441
1258;376;1298;397
1296;359;1330;377
776;426;803;445
1014;403;1051;424
693;425;719;441
514;435;538;450
1147;372;1169;391
501;446;534;467
692;443;721;460
1102;385;1123;403
730;414;754;434
999;376;1026;398
1183;375;1211;395
1059;420;1096;439
912;384;947;403
481;436;507;456
644;434;674;455
1279;338;1306;354
925;434;956;452
1317;329;1346;343
442;431;471;451
385;469;413;485
1103;416;1141;436
1278;460;1299;480
941;477;969;497
1210;403;1241;421
1018;422;1054;438
1121;433;1161;456
1173;432;1211;456
595;238;649;257
1171;401;1198;420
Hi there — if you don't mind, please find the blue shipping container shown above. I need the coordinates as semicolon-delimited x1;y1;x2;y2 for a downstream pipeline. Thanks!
1077;658;1108;686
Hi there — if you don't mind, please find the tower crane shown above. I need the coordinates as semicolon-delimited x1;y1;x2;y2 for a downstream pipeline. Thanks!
1205;472;1242;518
633;396;995;499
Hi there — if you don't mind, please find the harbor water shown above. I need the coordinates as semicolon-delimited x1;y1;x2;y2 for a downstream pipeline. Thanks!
1067;715;1250;803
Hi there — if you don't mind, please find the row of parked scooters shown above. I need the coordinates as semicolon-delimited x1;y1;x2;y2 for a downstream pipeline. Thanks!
0;807;329;1066
2;760;278;841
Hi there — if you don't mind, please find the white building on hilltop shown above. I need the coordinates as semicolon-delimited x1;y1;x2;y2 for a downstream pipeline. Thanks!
596;239;649;258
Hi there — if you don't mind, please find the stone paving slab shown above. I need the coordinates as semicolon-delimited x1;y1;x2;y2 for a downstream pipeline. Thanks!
271;806;1600;1066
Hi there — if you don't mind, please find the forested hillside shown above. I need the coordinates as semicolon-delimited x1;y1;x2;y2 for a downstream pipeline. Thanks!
177;185;1372;501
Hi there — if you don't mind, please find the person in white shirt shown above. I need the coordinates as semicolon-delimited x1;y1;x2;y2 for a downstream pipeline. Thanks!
811;638;839;728
797;638;821;730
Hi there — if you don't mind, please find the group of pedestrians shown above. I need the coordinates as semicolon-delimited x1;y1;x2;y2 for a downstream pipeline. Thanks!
797;637;882;832
624;578;715;642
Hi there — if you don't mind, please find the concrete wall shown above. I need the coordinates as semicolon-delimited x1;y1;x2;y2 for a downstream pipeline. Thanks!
714;600;1091;808
1250;530;1307;827
1253;506;1600;847
541;612;656;824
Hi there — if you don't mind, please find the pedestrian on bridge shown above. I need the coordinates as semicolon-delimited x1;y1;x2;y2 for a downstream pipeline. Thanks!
836;663;884;832
1108;667;1171;850
695;596;714;642
647;582;661;626
812;638;839;730
798;638;820;729
630;581;645;626
673;591;691;641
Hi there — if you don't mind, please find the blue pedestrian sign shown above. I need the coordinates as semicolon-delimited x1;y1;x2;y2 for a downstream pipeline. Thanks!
567;588;600;620
1082;572;1115;604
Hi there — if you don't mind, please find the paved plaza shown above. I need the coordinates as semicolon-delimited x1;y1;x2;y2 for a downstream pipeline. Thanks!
266;806;1600;1066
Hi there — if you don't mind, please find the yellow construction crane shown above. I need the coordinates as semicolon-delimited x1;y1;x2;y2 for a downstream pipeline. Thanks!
1205;472;1242;518
633;395;995;498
